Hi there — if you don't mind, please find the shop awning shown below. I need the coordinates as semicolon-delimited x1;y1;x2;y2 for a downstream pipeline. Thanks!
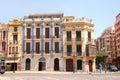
5;60;19;63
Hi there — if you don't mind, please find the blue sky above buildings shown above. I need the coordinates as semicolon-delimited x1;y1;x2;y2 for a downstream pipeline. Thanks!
0;0;120;38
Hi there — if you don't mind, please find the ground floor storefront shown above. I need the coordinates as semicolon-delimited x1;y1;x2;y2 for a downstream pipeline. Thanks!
6;55;96;72
21;54;64;71
64;56;96;72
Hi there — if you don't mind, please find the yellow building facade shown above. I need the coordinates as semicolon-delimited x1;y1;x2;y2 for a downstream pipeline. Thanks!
63;16;96;72
6;19;22;71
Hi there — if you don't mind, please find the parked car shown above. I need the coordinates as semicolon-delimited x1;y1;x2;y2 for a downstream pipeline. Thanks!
110;65;118;72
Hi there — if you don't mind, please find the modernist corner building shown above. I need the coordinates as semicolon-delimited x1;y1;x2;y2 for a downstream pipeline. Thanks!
5;13;96;72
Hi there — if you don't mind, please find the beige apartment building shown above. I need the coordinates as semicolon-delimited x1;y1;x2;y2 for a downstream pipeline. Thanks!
6;19;22;71
95;26;116;63
63;16;96;72
115;13;120;57
22;13;64;71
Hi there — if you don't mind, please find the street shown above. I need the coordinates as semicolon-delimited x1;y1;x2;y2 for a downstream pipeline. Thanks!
0;71;120;80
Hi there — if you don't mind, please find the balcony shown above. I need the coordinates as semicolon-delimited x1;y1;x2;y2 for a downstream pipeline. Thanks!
66;52;72;56
87;38;94;44
86;45;96;56
25;36;31;39
66;38;72;41
76;52;82;56
65;52;82;56
76;37;82;41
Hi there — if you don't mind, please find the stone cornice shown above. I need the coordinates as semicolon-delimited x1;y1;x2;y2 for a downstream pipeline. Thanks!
8;19;22;27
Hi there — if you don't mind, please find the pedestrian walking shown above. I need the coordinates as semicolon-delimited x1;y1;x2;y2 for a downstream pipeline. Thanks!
105;64;107;73
99;63;102;73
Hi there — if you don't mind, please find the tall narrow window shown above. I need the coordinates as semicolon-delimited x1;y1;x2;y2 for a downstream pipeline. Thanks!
26;43;30;54
2;42;5;50
13;35;17;44
16;47;18;53
45;42;49;53
67;31;71;41
45;28;49;38
36;42;40;53
9;47;11;54
12;47;15;53
3;31;6;40
76;31;81;41
88;32;91;41
36;28;40;38
14;27;17;31
76;45;82;56
55;27;59;38
55;42;59;53
27;28;31;39
67;45;72;56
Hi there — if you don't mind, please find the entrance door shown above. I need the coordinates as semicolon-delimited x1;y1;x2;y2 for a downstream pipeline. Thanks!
66;59;73;71
26;58;31;70
39;62;42;71
38;57;46;71
89;60;92;72
77;60;82;70
54;58;59;71
11;63;17;71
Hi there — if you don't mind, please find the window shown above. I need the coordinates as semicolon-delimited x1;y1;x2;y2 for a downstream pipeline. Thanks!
14;27;17;31
36;42;40;53
3;31;6;40
76;31;81;41
13;35;18;44
55;42;59;53
27;28;31;39
88;32;91;41
12;47;15;53
45;42;49;53
55;27;59;38
67;45;72;56
76;45;82;56
67;31;71;41
2;42;5;50
36;28;40;38
26;43;30;54
45;28;49;38
16;47;18;53
9;47;11;54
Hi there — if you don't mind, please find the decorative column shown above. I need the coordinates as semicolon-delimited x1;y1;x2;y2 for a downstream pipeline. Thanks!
50;16;53;57
22;18;25;58
31;18;35;58
60;16;63;58
60;16;64;71
41;17;44;56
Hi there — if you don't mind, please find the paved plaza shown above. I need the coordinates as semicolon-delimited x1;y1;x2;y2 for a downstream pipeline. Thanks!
0;71;120;80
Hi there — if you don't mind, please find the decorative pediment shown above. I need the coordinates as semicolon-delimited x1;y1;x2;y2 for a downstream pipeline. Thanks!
8;19;22;26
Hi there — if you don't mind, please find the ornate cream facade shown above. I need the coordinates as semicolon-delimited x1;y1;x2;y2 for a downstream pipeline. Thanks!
6;19;22;71
63;16;96;72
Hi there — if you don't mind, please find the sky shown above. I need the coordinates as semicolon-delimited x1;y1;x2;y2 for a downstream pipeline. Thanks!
0;0;120;38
